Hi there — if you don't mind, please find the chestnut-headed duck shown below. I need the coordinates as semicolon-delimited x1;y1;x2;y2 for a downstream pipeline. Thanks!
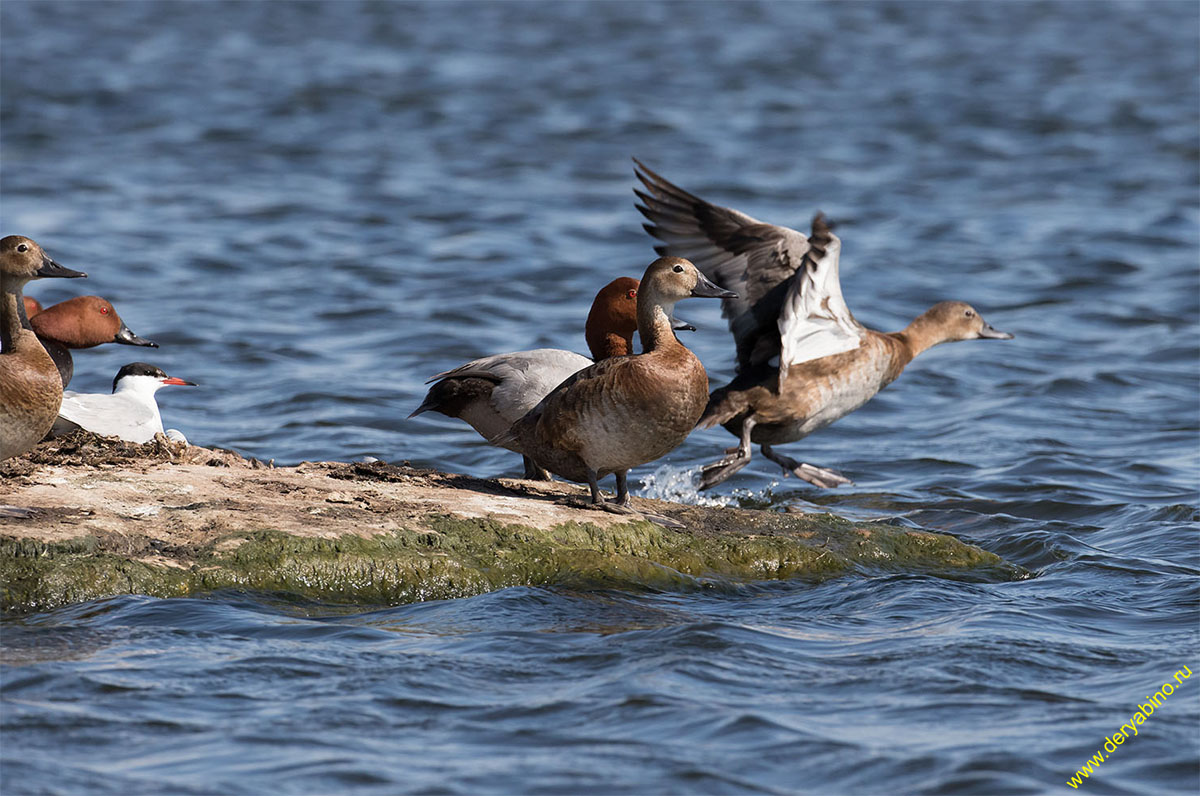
53;362;196;444
491;257;736;514
23;296;42;318
410;276;693;480
634;161;1013;490
0;235;87;460
27;296;158;389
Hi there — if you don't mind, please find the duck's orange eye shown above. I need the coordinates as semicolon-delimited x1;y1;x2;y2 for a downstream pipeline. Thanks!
627;289;637;299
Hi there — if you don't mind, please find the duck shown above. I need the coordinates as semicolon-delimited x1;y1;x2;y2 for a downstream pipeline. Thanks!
410;276;694;479
633;160;1013;490
53;362;196;444
0;235;87;460
26;295;158;388
491;256;736;513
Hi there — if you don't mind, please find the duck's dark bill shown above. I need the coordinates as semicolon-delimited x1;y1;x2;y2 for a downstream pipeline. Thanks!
114;323;159;347
691;273;737;299
35;257;87;279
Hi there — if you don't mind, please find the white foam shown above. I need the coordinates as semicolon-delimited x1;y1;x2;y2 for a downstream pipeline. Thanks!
635;464;735;507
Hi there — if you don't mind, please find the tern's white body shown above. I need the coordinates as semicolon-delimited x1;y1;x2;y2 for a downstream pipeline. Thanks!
55;374;173;443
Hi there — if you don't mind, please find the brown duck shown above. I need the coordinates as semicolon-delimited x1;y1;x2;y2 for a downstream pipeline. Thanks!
634;161;1013;490
0;235;87;460
411;276;694;480
29;295;158;389
492;256;735;512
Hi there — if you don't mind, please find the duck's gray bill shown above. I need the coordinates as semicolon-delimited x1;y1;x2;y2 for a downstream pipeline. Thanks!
978;323;1014;340
36;257;86;279
690;272;738;299
114;323;159;347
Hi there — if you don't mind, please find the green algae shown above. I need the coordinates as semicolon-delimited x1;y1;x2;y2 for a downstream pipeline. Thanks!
0;511;1024;614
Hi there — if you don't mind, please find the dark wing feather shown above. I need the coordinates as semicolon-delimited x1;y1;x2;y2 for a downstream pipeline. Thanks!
633;158;811;374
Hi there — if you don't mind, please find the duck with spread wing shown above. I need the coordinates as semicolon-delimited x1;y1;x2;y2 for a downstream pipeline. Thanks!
633;160;1013;490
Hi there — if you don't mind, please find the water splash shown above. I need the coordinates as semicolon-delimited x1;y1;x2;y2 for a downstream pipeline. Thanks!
636;464;735;507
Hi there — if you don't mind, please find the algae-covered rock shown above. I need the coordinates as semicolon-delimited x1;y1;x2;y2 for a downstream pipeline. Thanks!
0;434;1025;613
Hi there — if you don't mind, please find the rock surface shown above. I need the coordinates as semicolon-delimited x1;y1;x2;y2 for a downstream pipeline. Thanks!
0;433;1025;613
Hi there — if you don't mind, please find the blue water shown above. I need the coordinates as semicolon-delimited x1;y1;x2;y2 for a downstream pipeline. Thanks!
2;1;1198;793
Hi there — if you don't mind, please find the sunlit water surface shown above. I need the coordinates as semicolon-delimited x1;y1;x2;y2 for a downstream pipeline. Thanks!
2;2;1198;794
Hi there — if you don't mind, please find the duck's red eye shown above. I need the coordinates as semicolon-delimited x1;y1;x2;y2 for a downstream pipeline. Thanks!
627;289;637;299
100;307;109;315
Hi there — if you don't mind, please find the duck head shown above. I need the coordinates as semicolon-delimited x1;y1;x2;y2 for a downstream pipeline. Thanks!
635;257;736;350
586;276;699;358
918;301;1014;347
585;277;642;359
31;296;158;350
0;235;86;288
639;256;737;309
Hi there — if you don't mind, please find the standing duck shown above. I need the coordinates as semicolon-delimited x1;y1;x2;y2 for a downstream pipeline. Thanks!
53;362;196;443
491;257;736;512
634;161;1013;490
0;235;87;460
28;295;158;388
410;276;692;479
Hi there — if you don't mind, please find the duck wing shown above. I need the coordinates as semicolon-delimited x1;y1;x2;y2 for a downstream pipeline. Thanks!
633;159;810;374
489;356;632;453
777;215;865;384
421;348;592;420
426;349;590;386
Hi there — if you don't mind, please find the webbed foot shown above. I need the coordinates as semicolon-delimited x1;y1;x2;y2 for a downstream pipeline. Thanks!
697;453;750;491
556;490;636;514
638;512;684;529
598;499;682;529
556;495;598;510
761;446;852;488
792;463;852;488
600;499;639;516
